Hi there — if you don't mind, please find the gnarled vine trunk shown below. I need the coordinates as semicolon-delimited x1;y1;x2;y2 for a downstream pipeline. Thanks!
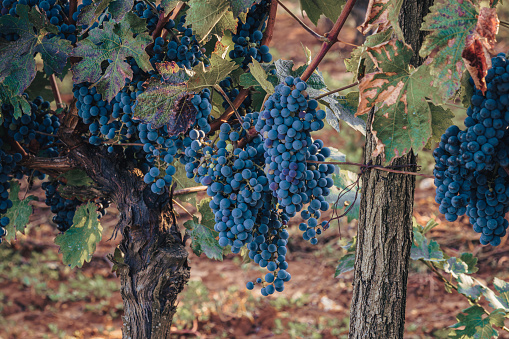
60;122;190;339
348;1;433;338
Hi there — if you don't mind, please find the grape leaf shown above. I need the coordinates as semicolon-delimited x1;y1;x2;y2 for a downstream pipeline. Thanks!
24;71;53;102
334;253;355;277
457;274;483;300
3;181;37;242
299;0;345;26
0;83;31;120
358;0;404;41
0;5;71;96
78;0;135;27
449;306;505;339
198;198;215;231
483;278;509;311
184;216;223;261
248;60;275;94
161;0;181;14
185;0;237;42
357;39;434;162
420;0;498;100
461;7;499;95
229;0;261;17
427;102;454;146
326;170;360;222
71;13;153;102
54;202;103;268
442;253;478;278
58;169;94;187
410;230;444;262
187;45;239;91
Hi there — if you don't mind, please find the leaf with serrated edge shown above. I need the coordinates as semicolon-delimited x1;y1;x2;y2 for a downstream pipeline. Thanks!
0;83;31;119
229;0;261;17
198;198;215;231
326;171;360;222
185;0;236;42
187;45;239;91
358;0;404;40
3;181;37;241
54;202;103;268
71;13;152;102
108;0;135;22
410;230;444;262
299;0;345;26
248;60;275;94
427;102;454;146
0;5;71;95
77;0;113;27
58;169;94;187
335;253;355;277
358;40;434;161
449;306;504;339
457;273;483;300
419;0;498;100
186;219;223;261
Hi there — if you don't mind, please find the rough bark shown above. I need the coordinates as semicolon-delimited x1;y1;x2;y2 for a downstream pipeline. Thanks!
59;123;190;339
348;1;433;338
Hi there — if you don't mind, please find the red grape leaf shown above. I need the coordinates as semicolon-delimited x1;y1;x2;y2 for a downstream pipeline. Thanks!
71;13;152;102
357;39;436;162
132;62;197;135
358;0;404;40
420;0;498;100
0;5;71;96
461;7;499;94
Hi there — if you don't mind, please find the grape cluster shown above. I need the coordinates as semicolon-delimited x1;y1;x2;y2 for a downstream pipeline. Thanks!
230;0;272;68
42;181;82;232
434;53;509;246
0;141;22;242
1;0;77;44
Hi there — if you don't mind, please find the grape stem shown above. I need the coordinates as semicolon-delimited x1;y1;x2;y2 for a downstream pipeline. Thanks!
300;0;358;81
172;198;194;218
209;0;278;134
19;155;75;172
142;0;158;14
313;81;359;100
49;74;64;108
213;85;244;124
275;0;327;42
174;186;208;195
10;139;28;158
307;160;434;178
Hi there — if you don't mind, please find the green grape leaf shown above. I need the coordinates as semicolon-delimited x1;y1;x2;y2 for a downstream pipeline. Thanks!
132;62;196;134
247;60;275;94
442;253;478;278
358;39;435;162
410;229;444;262
184;216;223;261
71;13;152;102
185;0;237;42
239;72;260;88
187;46;239;91
54;202;103;269
420;0;498;100
450;306;505;339
229;0;261;17
0;5;71;95
460;70;475;108
326;170;360;222
3;181;37;242
24;71;53;102
198;198;215;231
58;169;94;187
0;83;31;120
299;0;344;26
358;0;404;41
426;102;455;147
422;219;439;234
210;10;238;38
160;0;181;13
457;273;483;300
345;29;394;80
274;59;326;91
78;0;112;27
335;253;355;277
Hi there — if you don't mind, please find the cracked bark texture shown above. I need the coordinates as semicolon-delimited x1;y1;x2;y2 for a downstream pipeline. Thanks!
59;122;190;339
348;1;433;338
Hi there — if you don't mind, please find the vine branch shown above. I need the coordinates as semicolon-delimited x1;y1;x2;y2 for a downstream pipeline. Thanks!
300;0;358;81
313;81;359;100
213;85;244;124
174;186;208;195
49;74;64;108
68;0;77;25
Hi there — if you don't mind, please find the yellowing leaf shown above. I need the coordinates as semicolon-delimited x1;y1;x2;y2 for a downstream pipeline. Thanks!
358;0;404;41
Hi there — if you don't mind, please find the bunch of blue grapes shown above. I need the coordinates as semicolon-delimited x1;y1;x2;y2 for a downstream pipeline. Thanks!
1;0;77;44
230;0;273;68
255;76;333;235
0;141;22;242
433;53;509;246
42;181;82;232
